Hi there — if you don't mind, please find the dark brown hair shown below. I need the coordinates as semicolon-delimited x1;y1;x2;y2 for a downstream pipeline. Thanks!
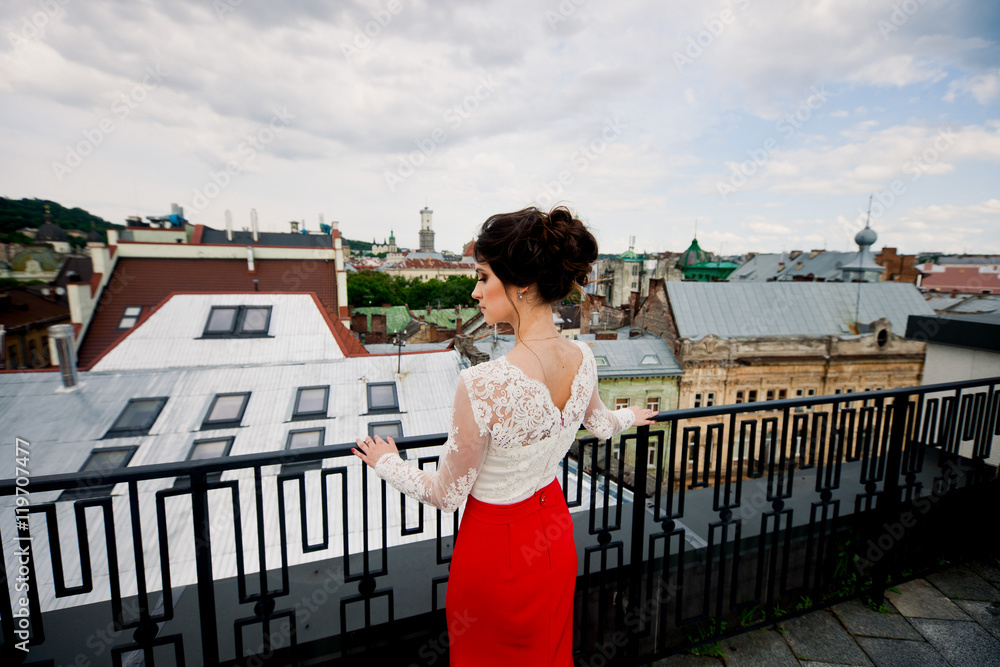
473;206;599;303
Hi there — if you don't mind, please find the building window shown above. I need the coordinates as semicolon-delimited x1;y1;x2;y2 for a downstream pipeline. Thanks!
647;447;657;468
594;356;609;366
766;389;774;401
104;398;168;438
631;264;639;276
367;382;399;413
368;421;403;440
283;428;325;472
646;397;660;412
614;398;630;410
60;447;137;500
736;391;744;404
835;388;842;394
293;386;329;420
117;306;143;330
639;354;659;365
175;437;234;487
746;390;756;403
201;305;272;338
778;389;787;400
694;393;703;408
202;392;250;429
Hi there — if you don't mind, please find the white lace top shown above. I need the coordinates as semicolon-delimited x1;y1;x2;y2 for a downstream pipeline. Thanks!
373;340;636;512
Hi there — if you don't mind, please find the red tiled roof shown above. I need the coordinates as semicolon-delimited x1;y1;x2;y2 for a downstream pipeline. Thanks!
389;258;474;270
77;257;347;367
920;266;1000;295
0;289;70;330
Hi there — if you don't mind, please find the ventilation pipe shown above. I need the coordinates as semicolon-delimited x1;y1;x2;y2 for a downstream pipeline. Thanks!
225;209;234;241
247;246;255;273
251;209;259;243
49;324;78;388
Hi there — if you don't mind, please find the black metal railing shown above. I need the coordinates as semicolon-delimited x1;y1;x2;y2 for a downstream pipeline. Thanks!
1;377;998;665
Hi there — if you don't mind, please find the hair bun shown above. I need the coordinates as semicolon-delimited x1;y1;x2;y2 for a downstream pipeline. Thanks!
475;205;599;303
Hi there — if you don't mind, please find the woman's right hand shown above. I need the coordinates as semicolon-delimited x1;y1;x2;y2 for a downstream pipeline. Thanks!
627;406;659;427
353;434;398;469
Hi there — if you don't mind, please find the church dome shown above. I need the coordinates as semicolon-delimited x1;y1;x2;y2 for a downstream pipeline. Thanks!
855;226;877;247
676;238;710;268
36;221;68;242
11;245;62;272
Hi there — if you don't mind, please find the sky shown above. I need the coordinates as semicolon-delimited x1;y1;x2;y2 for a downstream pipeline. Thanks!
1;0;999;257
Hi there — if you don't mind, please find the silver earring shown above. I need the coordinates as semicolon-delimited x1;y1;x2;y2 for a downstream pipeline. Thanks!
518;291;523;301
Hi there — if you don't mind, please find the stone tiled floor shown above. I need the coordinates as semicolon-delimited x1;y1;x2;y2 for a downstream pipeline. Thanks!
643;559;1000;666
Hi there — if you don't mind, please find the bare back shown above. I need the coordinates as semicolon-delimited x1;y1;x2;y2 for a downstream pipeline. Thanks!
504;338;584;412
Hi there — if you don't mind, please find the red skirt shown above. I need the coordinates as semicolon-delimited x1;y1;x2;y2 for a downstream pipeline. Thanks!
447;478;577;666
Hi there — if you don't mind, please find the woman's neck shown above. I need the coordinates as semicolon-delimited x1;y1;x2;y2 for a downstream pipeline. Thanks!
512;305;560;345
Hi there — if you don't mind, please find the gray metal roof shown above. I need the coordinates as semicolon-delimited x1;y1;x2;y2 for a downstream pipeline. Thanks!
925;293;1000;315
728;251;857;282
199;226;333;248
666;282;935;339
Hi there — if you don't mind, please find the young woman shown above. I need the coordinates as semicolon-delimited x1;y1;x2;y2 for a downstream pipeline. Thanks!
353;206;657;665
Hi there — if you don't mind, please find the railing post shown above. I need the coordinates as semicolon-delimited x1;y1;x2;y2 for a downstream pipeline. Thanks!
191;471;220;663
627;424;650;656
868;395;909;604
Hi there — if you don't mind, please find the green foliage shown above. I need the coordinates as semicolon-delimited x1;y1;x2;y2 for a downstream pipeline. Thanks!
687;619;727;658
0;197;121;239
738;605;763;627
347;272;477;309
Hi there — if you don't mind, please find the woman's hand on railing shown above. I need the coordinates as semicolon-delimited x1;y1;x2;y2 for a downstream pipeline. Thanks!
627;407;659;427
353;434;399;468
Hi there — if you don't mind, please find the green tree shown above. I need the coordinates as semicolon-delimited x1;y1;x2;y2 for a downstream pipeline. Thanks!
440;275;477;306
347;271;407;307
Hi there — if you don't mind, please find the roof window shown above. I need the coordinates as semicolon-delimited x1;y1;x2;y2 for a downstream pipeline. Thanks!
202;305;272;338
104;398;168;438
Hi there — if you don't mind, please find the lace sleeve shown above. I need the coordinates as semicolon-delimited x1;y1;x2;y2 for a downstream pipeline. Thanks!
372;373;487;512
582;364;636;440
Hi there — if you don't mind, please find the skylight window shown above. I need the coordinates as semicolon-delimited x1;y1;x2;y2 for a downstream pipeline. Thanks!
117;306;142;330
60;447;137;500
293;386;329;420
104;398;168;438
175;437;234;488
282;428;325;472
202;392;250;429
202;306;272;338
594;356;609;366
368;421;403;440
367;382;399;413
639;354;659;365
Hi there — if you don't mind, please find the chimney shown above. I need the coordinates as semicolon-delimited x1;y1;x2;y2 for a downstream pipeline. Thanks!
49;324;78;388
455;317;463;334
246;246;255;272
251;208;260;243
290;221;299;233
225;210;234;241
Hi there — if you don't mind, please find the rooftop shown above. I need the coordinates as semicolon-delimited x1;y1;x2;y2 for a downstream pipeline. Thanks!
666;281;934;339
